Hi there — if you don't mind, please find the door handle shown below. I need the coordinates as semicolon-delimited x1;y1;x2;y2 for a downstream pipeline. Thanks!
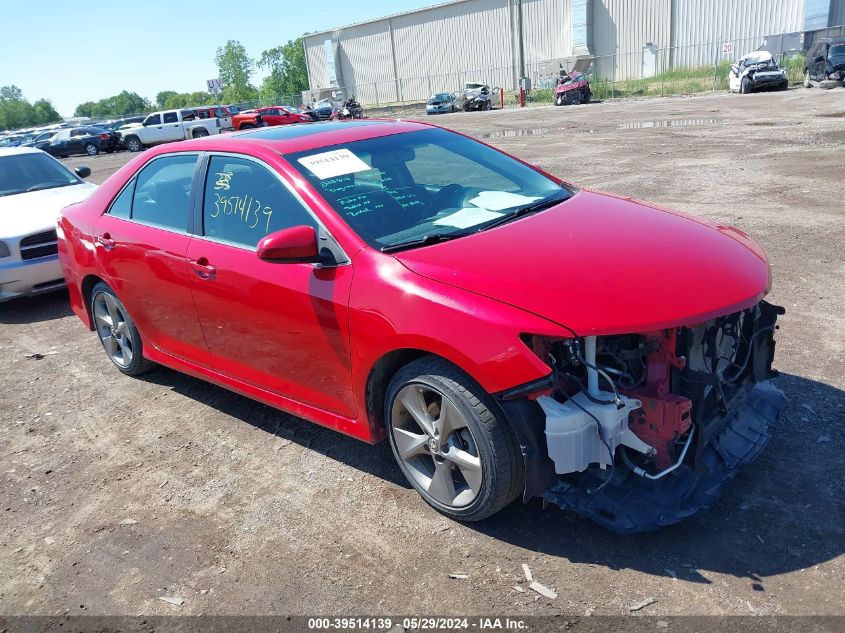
95;233;115;251
189;257;216;280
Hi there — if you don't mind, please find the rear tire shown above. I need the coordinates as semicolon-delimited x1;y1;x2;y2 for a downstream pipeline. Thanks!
90;282;154;377
84;143;98;156
385;356;524;522
192;128;209;138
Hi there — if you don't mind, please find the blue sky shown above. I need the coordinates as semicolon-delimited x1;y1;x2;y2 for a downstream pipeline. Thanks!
0;1;436;116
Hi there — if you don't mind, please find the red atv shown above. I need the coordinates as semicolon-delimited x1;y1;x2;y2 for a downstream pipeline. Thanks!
554;59;592;106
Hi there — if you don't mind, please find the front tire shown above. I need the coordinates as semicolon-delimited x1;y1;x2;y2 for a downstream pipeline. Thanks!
740;77;752;94
804;69;812;88
385;356;524;522
90;282;154;376
124;136;143;152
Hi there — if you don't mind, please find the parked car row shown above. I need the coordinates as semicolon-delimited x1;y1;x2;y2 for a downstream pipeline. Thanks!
426;82;498;115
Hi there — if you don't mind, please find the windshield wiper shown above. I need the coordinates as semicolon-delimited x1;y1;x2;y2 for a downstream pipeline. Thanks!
478;191;571;231
381;231;473;253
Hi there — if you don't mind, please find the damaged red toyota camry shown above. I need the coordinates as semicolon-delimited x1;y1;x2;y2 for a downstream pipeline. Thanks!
57;120;784;532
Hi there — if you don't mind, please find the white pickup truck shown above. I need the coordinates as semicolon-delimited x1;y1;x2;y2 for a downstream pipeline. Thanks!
120;109;222;152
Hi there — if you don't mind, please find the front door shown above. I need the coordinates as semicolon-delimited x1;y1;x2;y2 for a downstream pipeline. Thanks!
94;153;210;367
185;154;356;417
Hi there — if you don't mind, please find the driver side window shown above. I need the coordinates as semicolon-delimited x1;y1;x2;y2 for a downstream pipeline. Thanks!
202;156;316;249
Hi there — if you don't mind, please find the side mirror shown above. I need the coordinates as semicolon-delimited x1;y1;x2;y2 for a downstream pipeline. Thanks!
75;166;92;179
257;225;320;263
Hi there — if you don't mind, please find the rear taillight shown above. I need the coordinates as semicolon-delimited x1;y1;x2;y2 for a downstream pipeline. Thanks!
99;134;109;140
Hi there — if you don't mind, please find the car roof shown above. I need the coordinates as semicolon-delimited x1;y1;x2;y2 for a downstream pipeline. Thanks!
158;119;434;155
0;146;45;157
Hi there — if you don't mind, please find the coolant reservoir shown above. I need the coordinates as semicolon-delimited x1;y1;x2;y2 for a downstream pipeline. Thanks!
538;392;641;474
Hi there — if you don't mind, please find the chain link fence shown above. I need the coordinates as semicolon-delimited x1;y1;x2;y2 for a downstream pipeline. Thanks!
282;25;843;116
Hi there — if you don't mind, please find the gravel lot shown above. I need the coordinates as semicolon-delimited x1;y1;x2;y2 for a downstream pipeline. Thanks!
1;88;843;618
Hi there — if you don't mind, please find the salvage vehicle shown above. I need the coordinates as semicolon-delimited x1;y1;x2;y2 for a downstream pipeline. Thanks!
119;109;222;152
1;147;95;301
187;106;235;132
45;127;122;157
453;82;494;111
232;109;265;131
554;59;593;105
426;92;456;115
246;106;313;126
58;120;784;532
338;97;364;120
803;38;845;86
729;51;789;93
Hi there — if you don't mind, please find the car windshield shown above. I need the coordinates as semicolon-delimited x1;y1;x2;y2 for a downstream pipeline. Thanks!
287;128;570;250
0;152;82;197
429;94;450;103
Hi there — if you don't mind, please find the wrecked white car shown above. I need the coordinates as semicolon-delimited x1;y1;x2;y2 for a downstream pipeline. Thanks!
729;51;789;93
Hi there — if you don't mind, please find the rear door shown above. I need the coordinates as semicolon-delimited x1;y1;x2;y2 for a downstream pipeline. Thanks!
161;111;185;142
185;153;356;417
93;153;210;367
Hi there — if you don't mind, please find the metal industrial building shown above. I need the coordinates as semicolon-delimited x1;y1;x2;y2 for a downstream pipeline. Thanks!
303;0;845;104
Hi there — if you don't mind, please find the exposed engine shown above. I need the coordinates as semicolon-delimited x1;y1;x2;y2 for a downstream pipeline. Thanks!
514;300;785;531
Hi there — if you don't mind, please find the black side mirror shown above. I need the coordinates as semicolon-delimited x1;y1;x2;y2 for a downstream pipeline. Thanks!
75;166;91;179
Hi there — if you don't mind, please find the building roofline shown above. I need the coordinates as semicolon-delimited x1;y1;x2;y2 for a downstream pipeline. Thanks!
302;0;475;40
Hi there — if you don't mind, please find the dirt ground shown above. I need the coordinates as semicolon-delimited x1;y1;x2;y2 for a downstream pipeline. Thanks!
1;89;843;619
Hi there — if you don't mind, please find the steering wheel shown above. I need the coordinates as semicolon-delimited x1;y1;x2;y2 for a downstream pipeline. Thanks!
423;184;466;218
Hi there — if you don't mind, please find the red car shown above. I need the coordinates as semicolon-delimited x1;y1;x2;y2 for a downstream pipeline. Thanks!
57;121;784;531
251;106;313;126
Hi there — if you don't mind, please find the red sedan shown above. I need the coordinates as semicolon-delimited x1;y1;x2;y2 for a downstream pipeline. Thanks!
57;121;784;531
255;106;313;126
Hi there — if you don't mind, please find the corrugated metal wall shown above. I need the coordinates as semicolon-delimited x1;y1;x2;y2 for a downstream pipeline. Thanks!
831;0;845;25
522;0;572;62
592;0;672;80
304;0;832;104
392;0;514;101
671;0;805;69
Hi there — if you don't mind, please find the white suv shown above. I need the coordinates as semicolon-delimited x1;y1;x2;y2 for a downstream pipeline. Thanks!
0;147;97;302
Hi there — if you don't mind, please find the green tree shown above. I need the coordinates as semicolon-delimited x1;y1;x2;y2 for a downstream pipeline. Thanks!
162;91;216;109
215;40;258;103
32;99;61;125
259;39;309;100
73;91;151;118
156;91;178;108
0;85;61;131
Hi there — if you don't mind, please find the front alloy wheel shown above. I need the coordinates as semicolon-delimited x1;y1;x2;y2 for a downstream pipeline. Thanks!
386;357;524;521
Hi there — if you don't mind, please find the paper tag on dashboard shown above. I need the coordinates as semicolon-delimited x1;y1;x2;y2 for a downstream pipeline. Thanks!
433;207;504;229
297;149;371;180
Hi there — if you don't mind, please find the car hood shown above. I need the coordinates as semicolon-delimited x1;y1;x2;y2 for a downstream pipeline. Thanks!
393;190;770;336
0;182;97;238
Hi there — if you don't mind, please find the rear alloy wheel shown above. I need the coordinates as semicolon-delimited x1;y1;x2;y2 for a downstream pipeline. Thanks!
192;128;209;138
386;357;523;521
803;69;812;88
84;142;98;156
90;282;153;376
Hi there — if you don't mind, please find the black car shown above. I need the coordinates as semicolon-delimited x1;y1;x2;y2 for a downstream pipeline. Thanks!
102;117;145;132
804;38;845;85
42;127;122;157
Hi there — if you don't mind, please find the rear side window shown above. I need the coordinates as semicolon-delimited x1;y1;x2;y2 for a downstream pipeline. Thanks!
131;155;197;231
163;112;178;123
202;156;316;248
